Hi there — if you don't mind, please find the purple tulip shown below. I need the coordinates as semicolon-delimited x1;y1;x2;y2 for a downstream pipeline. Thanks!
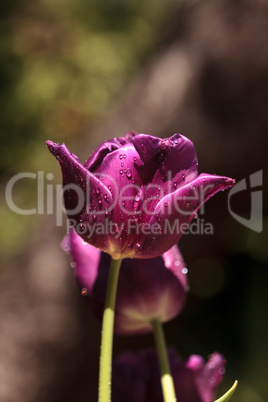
112;348;226;402
47;132;235;259
63;229;188;334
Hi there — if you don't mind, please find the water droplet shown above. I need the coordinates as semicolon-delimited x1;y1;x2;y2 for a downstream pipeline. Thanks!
95;187;100;195
133;156;137;162
134;243;143;253
182;267;188;274
121;162;124;167
119;169;123;175
98;199;102;209
182;174;185;181
122;200;126;207
119;154;123;160
208;361;216;369
126;169;132;179
203;178;206;183
81;288;88;296
158;153;164;161
209;376;216;384
123;154;126;159
62;242;70;253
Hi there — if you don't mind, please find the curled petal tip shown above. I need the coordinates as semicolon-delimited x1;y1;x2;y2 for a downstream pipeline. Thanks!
226;177;236;187
46;139;56;148
46;140;61;155
216;176;236;190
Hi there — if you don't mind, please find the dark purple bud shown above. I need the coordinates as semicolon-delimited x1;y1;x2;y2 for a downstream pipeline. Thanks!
63;229;188;334
112;349;226;402
47;133;235;259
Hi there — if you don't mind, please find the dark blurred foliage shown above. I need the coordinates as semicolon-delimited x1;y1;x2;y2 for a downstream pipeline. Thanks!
0;0;267;401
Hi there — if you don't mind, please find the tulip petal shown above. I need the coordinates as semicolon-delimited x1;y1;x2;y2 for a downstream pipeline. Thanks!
84;131;138;171
84;140;120;171
133;133;198;189
64;229;101;291
66;230;187;335
46;141;113;251
162;244;188;289
187;352;226;402
138;174;235;257
114;243;187;334
113;349;225;402
91;143;145;255
132;134;199;219
132;134;163;165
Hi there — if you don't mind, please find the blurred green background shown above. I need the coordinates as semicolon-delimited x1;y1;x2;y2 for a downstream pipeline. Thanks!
0;0;267;401
1;0;173;262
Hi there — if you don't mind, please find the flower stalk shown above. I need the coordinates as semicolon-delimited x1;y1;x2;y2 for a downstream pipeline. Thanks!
152;318;177;402
98;257;122;402
214;381;238;402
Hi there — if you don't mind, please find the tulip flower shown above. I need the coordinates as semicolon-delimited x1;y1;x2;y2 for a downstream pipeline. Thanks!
112;348;226;402
46;133;235;260
63;229;188;334
47;132;235;402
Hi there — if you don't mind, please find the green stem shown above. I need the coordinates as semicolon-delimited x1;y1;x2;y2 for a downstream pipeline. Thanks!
98;258;122;402
214;381;238;402
151;318;177;402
